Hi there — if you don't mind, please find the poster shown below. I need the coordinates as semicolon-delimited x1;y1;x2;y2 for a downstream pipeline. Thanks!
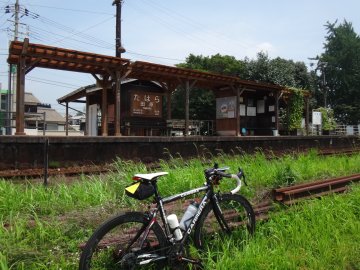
216;96;236;119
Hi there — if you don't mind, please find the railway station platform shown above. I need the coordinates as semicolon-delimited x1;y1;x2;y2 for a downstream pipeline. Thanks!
0;135;359;170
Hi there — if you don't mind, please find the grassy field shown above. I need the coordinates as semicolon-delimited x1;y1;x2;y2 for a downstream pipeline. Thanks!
0;150;359;269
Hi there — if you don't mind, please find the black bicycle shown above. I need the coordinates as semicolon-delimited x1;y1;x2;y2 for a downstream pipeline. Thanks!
79;164;255;269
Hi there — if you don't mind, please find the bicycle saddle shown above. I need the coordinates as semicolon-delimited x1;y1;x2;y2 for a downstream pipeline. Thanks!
133;172;168;181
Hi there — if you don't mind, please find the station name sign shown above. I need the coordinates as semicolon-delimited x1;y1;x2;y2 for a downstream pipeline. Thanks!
130;91;162;117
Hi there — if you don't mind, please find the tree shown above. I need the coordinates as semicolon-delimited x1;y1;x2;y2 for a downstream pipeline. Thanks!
244;52;313;90
317;20;360;124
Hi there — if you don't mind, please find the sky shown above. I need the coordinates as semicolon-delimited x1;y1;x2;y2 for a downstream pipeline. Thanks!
0;0;359;115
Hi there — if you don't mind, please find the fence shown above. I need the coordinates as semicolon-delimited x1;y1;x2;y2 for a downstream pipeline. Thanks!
309;124;360;136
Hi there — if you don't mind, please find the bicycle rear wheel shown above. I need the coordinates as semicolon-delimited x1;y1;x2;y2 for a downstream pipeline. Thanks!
79;212;167;270
194;193;255;249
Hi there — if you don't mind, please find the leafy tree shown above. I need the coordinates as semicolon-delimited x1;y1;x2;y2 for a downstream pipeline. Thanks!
244;52;313;90
177;54;246;76
316;20;360;124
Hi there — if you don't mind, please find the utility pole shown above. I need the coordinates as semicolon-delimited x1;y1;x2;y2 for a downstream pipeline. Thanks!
14;0;20;41
5;0;35;135
113;0;125;57
112;0;125;136
6;0;20;134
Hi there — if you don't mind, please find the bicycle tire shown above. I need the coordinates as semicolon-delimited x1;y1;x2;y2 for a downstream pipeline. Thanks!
194;193;255;249
79;211;167;270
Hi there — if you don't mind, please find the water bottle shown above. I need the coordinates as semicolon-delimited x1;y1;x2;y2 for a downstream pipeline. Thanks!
179;201;199;231
167;214;183;241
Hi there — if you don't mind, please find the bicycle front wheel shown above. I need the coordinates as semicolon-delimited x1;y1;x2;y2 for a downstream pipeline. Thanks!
194;193;255;249
79;212;167;270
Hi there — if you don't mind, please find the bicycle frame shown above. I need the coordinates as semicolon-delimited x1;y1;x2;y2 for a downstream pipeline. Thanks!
125;171;241;266
151;180;225;247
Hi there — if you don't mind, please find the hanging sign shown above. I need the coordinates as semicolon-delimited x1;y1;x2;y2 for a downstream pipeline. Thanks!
130;91;162;117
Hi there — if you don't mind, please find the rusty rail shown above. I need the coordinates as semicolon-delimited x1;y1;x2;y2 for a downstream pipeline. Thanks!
272;173;360;205
0;165;111;179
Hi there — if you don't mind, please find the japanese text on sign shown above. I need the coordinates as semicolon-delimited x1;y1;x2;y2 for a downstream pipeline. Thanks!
131;91;162;117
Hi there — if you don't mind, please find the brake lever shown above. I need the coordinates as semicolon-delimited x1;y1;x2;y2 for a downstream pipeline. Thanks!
238;168;248;186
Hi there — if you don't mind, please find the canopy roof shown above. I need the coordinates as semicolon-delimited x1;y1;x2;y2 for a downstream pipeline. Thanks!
8;39;130;74
8;39;292;103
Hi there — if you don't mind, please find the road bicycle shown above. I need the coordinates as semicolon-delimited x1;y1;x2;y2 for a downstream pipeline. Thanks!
79;164;255;269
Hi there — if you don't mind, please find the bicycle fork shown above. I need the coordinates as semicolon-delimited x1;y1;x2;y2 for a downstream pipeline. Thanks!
212;194;231;234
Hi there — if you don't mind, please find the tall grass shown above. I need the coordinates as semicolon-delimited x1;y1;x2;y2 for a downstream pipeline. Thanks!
0;151;359;269
205;185;360;269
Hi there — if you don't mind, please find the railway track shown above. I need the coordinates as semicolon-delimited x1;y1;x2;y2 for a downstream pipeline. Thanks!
0;148;359;179
253;173;360;220
0;165;111;179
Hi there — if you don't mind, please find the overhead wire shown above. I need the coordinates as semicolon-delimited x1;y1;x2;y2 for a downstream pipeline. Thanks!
51;16;115;45
27;76;83;88
125;1;222;54
3;2;187;63
26;77;82;89
141;0;252;50
21;4;113;16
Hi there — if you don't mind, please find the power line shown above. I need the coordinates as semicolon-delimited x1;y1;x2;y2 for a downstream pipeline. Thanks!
51;16;115;45
26;77;82;89
126;1;228;54
23;4;113;16
125;50;184;62
27;76;83;88
139;0;252;51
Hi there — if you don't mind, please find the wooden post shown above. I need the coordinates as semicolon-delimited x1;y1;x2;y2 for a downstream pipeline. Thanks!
185;81;190;136
101;79;108;136
167;90;172;120
65;102;69;136
236;87;240;136
15;38;29;135
230;85;244;136
15;61;25;135
184;80;197;136
275;91;280;132
85;98;89;136
115;71;121;136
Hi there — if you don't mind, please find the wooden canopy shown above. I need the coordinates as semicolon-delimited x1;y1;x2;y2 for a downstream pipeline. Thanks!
8;39;309;136
8;39;284;93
